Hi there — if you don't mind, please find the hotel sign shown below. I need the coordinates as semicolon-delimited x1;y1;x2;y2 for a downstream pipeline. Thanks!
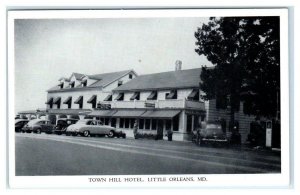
97;103;112;110
144;102;155;108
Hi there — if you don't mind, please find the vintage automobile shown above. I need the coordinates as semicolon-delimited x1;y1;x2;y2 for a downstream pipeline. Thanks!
15;119;29;132
53;118;79;135
65;119;126;138
194;121;230;146
22;119;55;134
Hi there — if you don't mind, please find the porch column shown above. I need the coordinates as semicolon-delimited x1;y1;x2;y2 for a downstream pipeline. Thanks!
179;110;187;133
116;118;120;128
67;115;71;119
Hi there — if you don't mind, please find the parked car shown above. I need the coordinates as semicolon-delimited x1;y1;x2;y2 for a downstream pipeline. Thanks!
53;118;79;135
66;119;126;138
15;119;29;132
195;121;230;146
22;119;55;134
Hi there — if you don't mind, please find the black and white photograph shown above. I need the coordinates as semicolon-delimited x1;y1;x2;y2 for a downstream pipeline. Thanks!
7;9;290;188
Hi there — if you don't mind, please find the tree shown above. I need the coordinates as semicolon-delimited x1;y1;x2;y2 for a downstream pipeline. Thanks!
195;17;280;131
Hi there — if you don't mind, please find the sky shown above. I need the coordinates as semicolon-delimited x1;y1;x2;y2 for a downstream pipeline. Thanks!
14;17;213;113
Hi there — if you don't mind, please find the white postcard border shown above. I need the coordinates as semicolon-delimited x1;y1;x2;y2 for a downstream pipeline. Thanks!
7;8;290;188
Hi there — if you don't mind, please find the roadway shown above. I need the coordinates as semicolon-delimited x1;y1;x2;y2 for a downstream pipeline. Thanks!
15;133;281;176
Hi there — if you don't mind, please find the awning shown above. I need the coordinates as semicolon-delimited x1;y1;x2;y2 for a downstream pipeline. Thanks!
130;92;140;100
166;90;177;99
63;96;72;104
112;110;146;118
45;97;53;104
87;95;97;104
88;110;117;117
147;91;157;100
53;97;61;104
103;94;112;101
74;96;83;104
114;93;124;101
141;110;181;119
47;109;91;115
187;89;199;100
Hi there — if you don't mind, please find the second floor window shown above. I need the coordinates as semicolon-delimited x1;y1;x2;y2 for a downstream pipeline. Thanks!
74;96;83;109
130;92;140;101
114;93;124;101
63;96;72;109
166;90;177;99
147;91;157;100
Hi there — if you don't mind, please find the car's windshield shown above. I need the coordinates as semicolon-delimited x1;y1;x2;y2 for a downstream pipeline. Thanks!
206;124;221;129
76;120;89;125
27;119;40;125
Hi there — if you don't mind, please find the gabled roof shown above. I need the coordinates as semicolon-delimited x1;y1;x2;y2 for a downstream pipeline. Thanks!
47;70;134;92
72;73;85;80
113;68;201;92
88;70;134;88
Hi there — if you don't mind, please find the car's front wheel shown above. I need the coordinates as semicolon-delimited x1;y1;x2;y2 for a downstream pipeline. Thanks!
108;130;115;138
83;130;90;137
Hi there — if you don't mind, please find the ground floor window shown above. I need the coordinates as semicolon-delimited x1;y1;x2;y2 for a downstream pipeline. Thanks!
186;115;192;133
145;119;151;130
130;119;135;128
104;118;109;125
166;120;172;131
173;115;179;131
111;118;116;127
151;119;157;130
139;119;144;129
125;118;130;128
193;115;199;130
120;118;124;128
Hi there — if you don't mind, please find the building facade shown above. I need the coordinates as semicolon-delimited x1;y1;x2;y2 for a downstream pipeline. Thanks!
44;70;137;123
19;67;258;143
88;67;206;141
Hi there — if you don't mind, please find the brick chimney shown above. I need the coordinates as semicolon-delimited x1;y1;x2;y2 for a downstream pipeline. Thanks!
175;60;182;71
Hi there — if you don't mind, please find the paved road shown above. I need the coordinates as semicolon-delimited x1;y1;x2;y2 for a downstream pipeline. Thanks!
15;133;281;176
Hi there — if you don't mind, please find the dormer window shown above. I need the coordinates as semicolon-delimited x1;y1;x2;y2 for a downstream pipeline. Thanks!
69;81;75;88
58;82;64;89
81;79;87;87
129;74;133;79
118;81;123;87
